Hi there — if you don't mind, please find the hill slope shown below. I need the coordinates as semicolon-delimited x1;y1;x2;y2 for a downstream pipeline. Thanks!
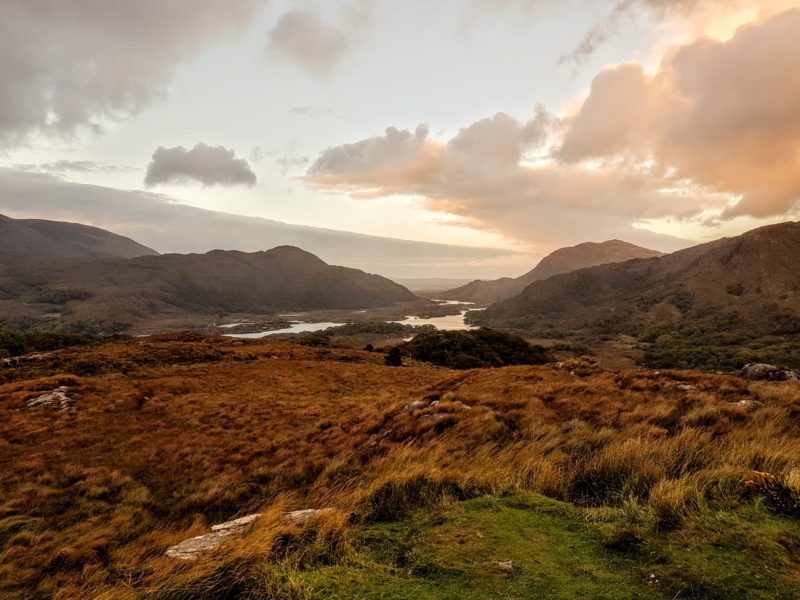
0;213;158;260
442;240;663;305
477;222;800;368
1;335;799;598
0;246;415;327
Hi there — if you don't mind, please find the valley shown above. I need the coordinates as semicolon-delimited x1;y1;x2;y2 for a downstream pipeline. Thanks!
2;215;800;599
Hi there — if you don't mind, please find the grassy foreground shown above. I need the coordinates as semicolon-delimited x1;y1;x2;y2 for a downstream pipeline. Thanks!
1;334;799;598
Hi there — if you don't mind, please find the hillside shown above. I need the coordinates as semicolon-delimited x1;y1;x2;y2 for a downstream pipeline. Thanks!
0;246;415;328
442;240;663;305
477;222;800;369
1;335;799;598
0;213;158;260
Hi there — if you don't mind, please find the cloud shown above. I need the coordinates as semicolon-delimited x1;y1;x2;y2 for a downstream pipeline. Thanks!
557;0;777;67
306;107;696;249
0;0;264;147
306;10;800;247
268;9;350;75
559;9;800;219
0;167;530;278
276;155;309;175
14;160;132;175
144;143;257;187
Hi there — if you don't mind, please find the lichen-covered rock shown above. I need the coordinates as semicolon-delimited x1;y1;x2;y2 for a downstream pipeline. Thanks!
165;514;261;560
26;387;73;412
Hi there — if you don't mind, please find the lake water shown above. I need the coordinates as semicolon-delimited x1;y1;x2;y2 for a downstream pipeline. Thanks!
224;301;484;339
225;321;340;339
392;310;478;331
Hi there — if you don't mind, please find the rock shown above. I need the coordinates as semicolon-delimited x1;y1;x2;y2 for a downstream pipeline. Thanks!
677;384;698;392
165;513;261;560
283;508;332;525
404;400;427;411
210;514;260;531
733;399;764;410
741;363;799;381
26;387;73;412
497;560;514;571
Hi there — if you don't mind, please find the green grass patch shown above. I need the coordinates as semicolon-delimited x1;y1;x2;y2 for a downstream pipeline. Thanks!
300;492;800;599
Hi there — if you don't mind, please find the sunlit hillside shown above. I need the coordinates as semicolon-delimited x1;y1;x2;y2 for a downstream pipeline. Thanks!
2;335;798;599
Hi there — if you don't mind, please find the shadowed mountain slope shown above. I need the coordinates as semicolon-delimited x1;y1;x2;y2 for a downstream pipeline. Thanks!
0;246;416;326
442;240;664;305
0;213;158;260
477;222;800;364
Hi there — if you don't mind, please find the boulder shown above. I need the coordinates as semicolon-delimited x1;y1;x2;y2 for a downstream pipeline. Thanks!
740;363;799;381
165;513;261;560
26;387;73;412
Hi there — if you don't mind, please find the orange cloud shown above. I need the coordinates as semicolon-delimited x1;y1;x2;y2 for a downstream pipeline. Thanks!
560;9;800;218
307;10;800;250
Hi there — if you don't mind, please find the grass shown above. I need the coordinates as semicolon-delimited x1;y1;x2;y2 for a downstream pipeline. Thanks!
1;334;799;598
304;491;800;599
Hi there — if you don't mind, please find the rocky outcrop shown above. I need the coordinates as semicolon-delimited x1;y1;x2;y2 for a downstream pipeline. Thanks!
26;387;73;412
740;363;799;381
165;509;332;560
165;514;261;560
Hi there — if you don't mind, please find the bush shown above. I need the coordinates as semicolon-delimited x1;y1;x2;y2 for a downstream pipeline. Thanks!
384;347;403;367
399;328;550;369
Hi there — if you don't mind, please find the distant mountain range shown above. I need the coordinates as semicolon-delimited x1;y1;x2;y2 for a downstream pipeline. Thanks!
0;169;533;279
0;232;415;328
0;214;158;260
476;221;800;369
442;240;663;305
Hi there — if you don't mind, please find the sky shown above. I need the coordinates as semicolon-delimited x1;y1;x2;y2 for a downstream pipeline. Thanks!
1;0;799;277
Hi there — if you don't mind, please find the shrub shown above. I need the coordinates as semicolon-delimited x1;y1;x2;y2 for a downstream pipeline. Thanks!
384;347;403;367
399;328;550;370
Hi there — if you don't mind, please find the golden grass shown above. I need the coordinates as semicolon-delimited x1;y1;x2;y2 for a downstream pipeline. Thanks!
1;333;799;597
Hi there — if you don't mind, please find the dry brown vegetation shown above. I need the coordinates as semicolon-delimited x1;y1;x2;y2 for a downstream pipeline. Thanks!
1;334;799;598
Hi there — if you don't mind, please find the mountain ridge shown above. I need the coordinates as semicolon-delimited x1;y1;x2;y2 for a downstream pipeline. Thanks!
0;245;416;328
476;221;800;368
0;213;158;260
442;239;664;305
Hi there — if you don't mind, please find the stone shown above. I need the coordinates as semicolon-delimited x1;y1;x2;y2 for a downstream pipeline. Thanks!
404;400;427;411
26;387;73;412
733;399;764;410
497;560;514;571
283;508;332;525
165;513;261;560
741;363;799;381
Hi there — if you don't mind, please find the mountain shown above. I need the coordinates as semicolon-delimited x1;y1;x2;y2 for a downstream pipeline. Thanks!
0;169;533;278
476;221;800;369
0;246;415;328
0;213;158;260
441;240;664;305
